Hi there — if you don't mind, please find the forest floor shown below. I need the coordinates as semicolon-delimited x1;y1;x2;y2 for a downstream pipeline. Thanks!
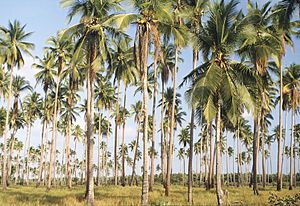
0;184;299;205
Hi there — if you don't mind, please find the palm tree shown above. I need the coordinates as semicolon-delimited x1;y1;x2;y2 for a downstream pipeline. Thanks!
0;67;8;99
33;52;56;187
22;92;42;185
182;0;208;201
7;75;32;182
186;0;254;204
130;101;143;186
0;20;34;189
45;34;72;191
238;1;280;195
283;64;300;190
60;0;124;203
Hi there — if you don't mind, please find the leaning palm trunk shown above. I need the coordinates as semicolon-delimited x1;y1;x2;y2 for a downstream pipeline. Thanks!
47;63;62;191
85;44;96;205
216;98;224;205
114;80;121;186
140;23;150;206
130;124;140;186
289;99;296;190
165;46;179;196
2;68;13;190
97;112;102;186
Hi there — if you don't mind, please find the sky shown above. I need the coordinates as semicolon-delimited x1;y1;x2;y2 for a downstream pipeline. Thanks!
0;0;300;177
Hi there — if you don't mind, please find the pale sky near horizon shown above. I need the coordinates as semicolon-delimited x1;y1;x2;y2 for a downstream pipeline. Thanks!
0;0;300;177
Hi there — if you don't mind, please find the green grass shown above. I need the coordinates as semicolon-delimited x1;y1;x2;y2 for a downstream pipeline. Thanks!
0;184;300;206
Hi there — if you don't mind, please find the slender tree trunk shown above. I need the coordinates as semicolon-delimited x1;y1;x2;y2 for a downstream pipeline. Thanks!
161;81;165;184
2;68;13;190
226;134;229;185
289;102;295;190
165;46;179;196
26;124;32;185
216;98;224;205
21;125;30;184
43;123;49;186
47;68;61;191
37;120;46;187
277;57;283;191
66;116;72;189
130;123;140;186
97;112;102;186
85;44;95;205
7;132;16;183
188;49;197;203
233;138;235;185
149;45;158;192
114;80;121;186
207;123;213;190
105;109;111;184
281;110;288;186
237;121;241;187
15;150;21;184
252;112;261;195
261;113;266;188
121;86;127;187
141;25;150;206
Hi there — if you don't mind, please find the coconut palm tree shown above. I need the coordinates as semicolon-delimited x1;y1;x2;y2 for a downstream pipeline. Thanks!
0;67;8;99
33;52;56;187
283;64;300;190
0;20;34;189
60;0;125;203
45;33;72;191
22;92;42;185
185;0;254;203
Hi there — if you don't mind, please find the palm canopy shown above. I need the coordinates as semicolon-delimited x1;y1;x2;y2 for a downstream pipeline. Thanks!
0;20;34;69
184;0;254;126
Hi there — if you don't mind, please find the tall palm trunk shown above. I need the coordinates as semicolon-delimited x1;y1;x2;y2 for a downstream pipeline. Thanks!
114;80;121;186
141;24;150;206
226;134;229;185
85;44;96;206
47;60;62;191
165;46;179;196
216;98;224;205
261;113;266;188
130;124;140;186
289;99;296;190
149;45;158;192
37;120;46;187
207;123;213;190
281;110;288;185
26;124;32;185
66;114;72;189
105;109;111;184
21;125;30;184
7;133;16;182
161;81;165;184
277;56;283;191
200;137;203;186
97;112;102;186
237;121;241;187
2;68;13;190
121;86;127;187
15;149;21;184
188;50;197;203
252;112;261;195
43;123;49;186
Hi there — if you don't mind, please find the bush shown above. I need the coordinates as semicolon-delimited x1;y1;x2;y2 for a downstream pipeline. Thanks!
268;192;300;206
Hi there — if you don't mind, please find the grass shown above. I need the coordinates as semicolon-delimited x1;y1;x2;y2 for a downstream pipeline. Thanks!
0;184;300;206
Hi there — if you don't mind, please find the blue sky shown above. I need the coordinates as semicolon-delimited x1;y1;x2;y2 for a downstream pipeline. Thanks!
1;0;300;176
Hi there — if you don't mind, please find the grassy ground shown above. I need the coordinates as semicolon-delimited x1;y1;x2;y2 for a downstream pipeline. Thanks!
1;184;300;206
